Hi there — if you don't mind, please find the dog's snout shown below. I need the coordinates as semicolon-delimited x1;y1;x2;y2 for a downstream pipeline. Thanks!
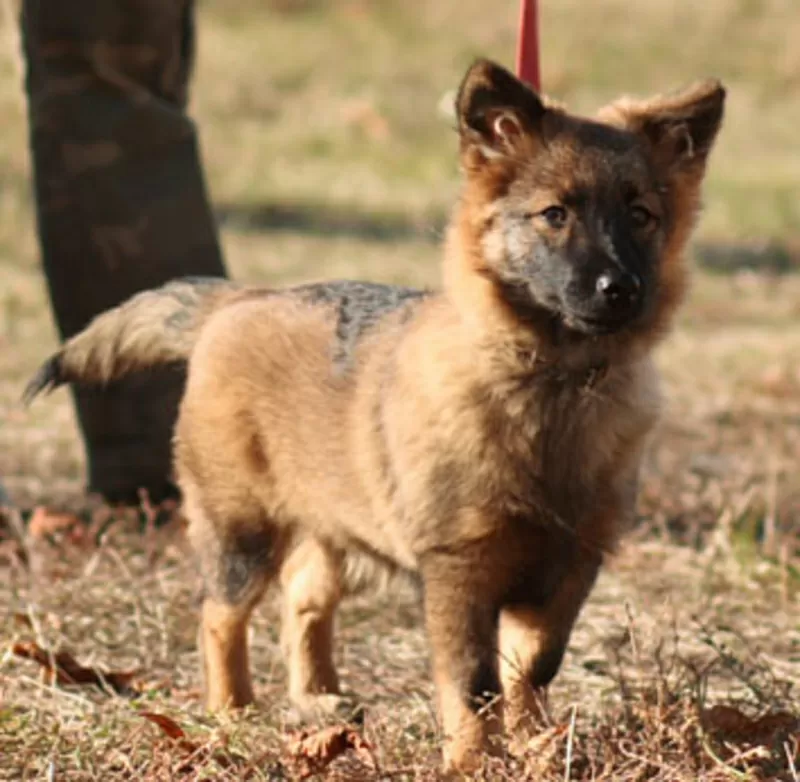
595;270;641;309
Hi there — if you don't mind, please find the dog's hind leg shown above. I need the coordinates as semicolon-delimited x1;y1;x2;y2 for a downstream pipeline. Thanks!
199;593;263;710
279;536;349;719
185;487;282;711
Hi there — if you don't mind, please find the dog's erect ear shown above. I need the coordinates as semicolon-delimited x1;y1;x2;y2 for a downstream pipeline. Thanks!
606;80;726;172
456;59;547;161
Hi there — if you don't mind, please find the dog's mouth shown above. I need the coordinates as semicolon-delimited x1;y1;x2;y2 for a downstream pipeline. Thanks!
560;310;640;337
572;316;626;335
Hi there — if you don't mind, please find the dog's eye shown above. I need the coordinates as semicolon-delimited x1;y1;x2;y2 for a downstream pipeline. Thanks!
539;206;568;228
631;205;654;228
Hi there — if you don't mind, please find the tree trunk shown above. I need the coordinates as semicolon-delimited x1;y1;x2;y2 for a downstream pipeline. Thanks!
22;0;227;503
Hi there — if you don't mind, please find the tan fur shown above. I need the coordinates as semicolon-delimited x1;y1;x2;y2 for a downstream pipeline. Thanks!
22;279;250;402
25;60;725;774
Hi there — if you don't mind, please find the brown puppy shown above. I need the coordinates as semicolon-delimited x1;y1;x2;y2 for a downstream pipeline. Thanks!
25;60;725;772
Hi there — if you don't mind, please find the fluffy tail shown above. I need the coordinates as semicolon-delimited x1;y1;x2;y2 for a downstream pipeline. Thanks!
23;277;248;404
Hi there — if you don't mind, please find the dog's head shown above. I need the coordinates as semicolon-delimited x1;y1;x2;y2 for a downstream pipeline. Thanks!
447;59;725;359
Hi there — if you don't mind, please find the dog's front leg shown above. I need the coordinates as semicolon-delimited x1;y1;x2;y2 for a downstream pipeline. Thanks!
498;555;601;750
421;553;505;774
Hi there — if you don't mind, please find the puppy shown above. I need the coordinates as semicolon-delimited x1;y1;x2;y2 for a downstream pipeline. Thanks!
25;59;725;772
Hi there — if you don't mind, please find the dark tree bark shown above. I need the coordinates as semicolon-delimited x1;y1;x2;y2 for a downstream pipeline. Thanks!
21;0;227;503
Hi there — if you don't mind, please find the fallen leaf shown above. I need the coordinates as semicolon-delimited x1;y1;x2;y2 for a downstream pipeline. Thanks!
140;711;245;772
751;711;799;737
287;725;375;778
139;711;186;740
140;710;205;760
703;704;799;743
11;641;139;695
27;507;81;540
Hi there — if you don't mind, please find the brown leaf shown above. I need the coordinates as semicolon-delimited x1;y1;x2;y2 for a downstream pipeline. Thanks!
287;725;374;778
139;711;244;772
702;704;750;737
27;507;81;540
139;711;187;740
751;711;799;740
11;641;139;694
703;704;799;743
140;710;205;761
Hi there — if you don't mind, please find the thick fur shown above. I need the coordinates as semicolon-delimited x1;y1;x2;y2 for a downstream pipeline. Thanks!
25;60;725;773
23;277;242;403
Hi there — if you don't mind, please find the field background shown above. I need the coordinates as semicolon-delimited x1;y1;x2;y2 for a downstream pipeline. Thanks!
0;0;798;779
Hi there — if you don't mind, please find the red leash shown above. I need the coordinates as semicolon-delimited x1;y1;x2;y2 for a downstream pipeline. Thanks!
516;0;541;91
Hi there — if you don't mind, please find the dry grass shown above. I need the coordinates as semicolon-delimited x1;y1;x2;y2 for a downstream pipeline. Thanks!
0;511;796;780
0;0;798;779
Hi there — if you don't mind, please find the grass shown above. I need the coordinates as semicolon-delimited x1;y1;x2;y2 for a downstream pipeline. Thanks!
0;0;799;778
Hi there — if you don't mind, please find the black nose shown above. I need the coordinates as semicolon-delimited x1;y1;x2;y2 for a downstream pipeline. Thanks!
596;270;641;308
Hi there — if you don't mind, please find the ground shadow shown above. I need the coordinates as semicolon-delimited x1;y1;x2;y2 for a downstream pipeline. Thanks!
694;240;799;274
216;200;800;274
215;200;447;245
